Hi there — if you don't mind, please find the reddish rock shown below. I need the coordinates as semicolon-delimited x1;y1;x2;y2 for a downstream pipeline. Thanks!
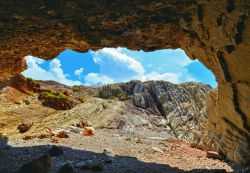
17;121;34;133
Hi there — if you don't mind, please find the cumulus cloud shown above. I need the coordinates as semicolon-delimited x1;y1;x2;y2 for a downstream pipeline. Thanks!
22;56;82;86
91;48;144;82
84;73;114;86
140;71;180;83
22;48;199;87
74;67;84;77
88;48;197;85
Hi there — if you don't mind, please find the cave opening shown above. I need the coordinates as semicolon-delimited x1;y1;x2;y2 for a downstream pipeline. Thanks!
0;0;249;171
19;48;218;144
0;47;231;172
22;48;217;88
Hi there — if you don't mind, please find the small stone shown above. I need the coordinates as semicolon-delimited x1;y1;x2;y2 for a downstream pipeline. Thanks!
135;137;142;144
17;121;33;133
58;163;74;173
103;148;113;156
82;127;95;136
19;154;51;173
206;151;224;160
152;147;164;153
67;126;80;134
23;135;35;140
121;123;135;134
48;145;64;157
23;99;31;105
56;130;69;138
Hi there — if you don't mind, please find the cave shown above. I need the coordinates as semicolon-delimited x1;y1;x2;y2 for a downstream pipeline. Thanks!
0;0;250;167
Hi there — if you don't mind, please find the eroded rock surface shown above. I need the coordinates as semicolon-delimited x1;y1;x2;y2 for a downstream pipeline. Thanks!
118;81;211;141
0;0;249;165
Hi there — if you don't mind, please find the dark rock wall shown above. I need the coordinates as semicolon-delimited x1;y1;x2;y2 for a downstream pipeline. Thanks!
0;0;249;165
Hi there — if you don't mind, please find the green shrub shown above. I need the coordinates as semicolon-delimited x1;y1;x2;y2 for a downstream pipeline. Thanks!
77;97;85;103
40;89;68;100
26;77;37;85
71;86;80;92
38;89;74;110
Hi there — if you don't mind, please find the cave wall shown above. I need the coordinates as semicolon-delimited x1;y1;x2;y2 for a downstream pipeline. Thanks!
0;0;249;165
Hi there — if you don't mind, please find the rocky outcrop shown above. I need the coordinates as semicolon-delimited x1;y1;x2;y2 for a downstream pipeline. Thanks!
118;81;211;141
38;89;74;110
0;0;249;165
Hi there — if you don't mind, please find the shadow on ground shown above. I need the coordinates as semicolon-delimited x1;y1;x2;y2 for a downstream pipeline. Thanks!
0;134;239;173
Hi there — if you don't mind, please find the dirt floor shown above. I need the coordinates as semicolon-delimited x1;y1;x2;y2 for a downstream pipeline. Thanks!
0;85;246;173
0;129;243;173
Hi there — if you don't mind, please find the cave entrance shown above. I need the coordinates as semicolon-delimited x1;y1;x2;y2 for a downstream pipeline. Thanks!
22;48;217;88
6;48;227;172
21;47;217;144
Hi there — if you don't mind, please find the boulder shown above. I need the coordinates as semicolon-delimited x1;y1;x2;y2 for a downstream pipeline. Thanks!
206;151;224;160
55;130;69;138
82;127;95;136
17;121;33;133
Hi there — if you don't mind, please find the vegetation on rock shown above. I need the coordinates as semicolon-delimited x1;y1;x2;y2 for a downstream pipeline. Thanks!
99;84;132;101
10;75;40;94
38;89;74;110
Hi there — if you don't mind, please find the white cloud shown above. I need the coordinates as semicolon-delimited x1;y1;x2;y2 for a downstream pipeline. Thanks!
22;48;199;87
74;68;84;76
140;71;180;83
91;48;144;82
84;73;114;86
22;56;82;86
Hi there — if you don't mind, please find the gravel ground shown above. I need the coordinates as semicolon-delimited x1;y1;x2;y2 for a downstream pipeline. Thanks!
0;129;244;173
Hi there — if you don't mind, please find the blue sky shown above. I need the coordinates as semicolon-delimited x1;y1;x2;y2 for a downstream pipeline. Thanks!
22;48;217;88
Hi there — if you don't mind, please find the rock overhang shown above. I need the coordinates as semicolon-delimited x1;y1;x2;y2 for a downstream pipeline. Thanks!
0;0;250;165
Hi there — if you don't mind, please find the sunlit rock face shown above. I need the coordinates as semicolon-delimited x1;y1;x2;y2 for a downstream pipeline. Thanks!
0;0;249;165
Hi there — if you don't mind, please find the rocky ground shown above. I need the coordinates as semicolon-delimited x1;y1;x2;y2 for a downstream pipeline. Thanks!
0;129;244;173
0;78;248;172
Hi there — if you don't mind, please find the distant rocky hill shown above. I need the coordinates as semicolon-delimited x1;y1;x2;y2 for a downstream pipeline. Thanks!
99;80;212;142
0;76;212;145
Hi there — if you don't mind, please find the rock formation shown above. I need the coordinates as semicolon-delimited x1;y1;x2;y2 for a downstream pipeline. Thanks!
0;0;249;165
100;80;211;142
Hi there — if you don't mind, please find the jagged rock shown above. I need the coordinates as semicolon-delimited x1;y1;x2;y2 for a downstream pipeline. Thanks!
120;81;211;141
206;151;224;160
48;145;64;157
99;84;126;100
19;154;51;173
17;121;33;133
10;75;40;94
118;120;136;134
